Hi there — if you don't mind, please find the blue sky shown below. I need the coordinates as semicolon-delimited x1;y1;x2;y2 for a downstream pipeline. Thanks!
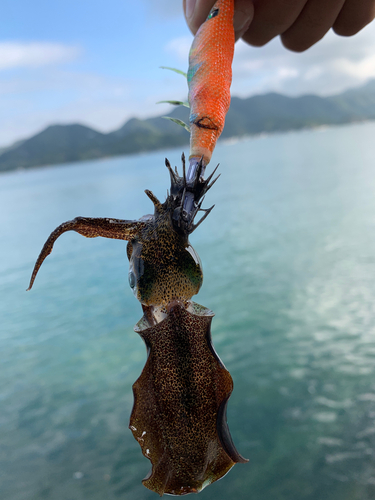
1;0;375;147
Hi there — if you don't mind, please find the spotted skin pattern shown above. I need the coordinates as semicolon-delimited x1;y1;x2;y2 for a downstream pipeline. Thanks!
188;0;235;165
131;302;246;496
28;155;246;495
127;206;203;307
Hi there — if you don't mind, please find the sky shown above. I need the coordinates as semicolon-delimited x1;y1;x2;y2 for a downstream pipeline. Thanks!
1;0;375;148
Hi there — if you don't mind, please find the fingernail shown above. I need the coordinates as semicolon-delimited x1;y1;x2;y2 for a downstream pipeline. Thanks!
233;10;252;33
186;0;197;20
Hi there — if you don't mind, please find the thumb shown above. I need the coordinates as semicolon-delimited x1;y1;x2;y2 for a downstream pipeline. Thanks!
183;0;216;35
183;0;254;41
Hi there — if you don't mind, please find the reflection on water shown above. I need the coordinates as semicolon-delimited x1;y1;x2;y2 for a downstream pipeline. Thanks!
1;122;375;499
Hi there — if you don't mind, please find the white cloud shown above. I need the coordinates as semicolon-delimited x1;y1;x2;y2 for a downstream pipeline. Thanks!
164;25;375;99
331;55;375;80
231;24;375;97
142;0;183;19
0;67;185;147
0;42;81;71
1;22;375;148
165;36;192;63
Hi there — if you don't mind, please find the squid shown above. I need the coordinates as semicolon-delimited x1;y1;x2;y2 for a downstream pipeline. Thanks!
27;155;247;495
28;0;247;495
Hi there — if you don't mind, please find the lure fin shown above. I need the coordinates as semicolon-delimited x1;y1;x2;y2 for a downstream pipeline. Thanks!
161;116;190;133
159;66;187;78
156;100;190;108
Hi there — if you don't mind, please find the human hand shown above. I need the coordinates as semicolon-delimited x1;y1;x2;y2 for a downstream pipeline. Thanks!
183;0;375;52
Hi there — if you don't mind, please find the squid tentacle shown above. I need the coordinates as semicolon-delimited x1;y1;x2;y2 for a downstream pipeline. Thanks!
27;217;144;291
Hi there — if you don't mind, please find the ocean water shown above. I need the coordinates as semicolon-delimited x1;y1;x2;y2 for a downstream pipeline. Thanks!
1;122;375;500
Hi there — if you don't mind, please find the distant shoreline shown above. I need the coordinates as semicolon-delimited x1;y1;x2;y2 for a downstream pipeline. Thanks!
1;80;374;173
2;119;375;176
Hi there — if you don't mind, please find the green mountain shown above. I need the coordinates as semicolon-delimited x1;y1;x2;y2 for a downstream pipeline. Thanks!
1;80;375;172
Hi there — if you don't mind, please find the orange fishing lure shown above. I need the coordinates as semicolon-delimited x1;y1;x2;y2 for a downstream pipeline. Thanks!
188;0;235;167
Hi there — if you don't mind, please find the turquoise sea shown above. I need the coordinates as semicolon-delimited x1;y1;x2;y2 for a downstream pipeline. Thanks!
2;122;375;500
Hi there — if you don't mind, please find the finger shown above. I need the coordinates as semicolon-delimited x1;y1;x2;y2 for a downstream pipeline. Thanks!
233;0;255;41
183;0;254;41
183;0;216;35
241;0;309;47
333;0;375;36
281;0;345;52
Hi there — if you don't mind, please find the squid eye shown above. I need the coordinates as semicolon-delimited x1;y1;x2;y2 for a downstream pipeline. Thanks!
128;271;136;289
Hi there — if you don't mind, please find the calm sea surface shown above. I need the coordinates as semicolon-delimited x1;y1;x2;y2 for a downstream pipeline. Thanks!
2;122;375;500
